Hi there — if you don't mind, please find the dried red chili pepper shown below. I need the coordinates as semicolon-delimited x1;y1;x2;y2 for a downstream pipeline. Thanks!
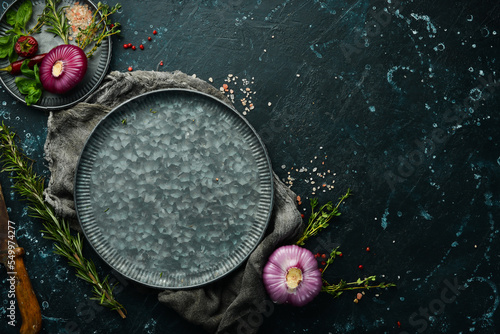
0;53;47;75
15;36;39;58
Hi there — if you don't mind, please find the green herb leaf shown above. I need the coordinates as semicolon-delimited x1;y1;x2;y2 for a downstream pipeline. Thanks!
20;59;35;79
14;76;35;94
34;61;40;82
15;0;33;32
14;64;43;106
25;86;42;106
0;35;12;46
0;35;14;59
0;34;19;62
14;76;42;106
5;8;18;26
8;39;20;63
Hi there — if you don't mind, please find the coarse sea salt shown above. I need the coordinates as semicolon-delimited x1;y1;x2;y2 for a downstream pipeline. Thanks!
65;3;93;40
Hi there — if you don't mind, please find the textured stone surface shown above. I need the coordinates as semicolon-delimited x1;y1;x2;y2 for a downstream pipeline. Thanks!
1;1;499;333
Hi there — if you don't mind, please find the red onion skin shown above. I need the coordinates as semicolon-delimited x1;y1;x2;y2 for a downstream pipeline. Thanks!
262;245;322;307
39;44;88;94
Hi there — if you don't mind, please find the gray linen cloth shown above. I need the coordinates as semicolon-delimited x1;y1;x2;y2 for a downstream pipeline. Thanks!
43;70;303;333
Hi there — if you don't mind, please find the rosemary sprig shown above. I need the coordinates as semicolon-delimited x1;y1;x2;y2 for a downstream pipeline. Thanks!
42;0;70;44
76;2;121;58
0;122;126;318
322;275;396;299
295;188;351;246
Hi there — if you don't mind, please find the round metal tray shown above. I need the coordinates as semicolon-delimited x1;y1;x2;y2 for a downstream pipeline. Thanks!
74;89;274;289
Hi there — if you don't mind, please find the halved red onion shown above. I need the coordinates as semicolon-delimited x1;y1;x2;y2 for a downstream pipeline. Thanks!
39;44;88;95
262;245;322;307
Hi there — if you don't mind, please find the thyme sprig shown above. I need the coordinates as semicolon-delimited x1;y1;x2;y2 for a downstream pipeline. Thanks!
321;246;341;274
0;122;126;318
27;7;47;36
42;0;70;45
320;248;396;298
76;2;121;58
295;188;351;246
321;276;396;299
295;190;395;299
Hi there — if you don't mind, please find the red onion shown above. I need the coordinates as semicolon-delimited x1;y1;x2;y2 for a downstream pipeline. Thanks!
262;245;322;307
39;44;88;94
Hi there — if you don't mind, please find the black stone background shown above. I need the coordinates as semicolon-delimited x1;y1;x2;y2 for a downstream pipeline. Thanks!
0;0;499;333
